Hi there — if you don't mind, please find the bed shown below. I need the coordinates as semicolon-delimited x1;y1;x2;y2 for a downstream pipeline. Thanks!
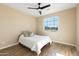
19;32;52;55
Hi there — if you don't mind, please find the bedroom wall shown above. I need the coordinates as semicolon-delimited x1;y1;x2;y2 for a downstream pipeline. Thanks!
0;5;36;49
76;4;79;51
37;8;76;46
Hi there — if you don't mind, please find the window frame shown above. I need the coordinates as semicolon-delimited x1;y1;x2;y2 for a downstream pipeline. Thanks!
43;16;59;31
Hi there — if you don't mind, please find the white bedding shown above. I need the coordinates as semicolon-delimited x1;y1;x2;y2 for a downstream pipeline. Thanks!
19;35;52;55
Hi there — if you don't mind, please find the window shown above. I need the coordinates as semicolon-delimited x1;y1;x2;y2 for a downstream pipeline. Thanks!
44;16;59;31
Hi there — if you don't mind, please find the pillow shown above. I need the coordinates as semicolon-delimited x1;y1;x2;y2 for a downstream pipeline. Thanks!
21;31;34;37
30;32;35;37
21;31;31;37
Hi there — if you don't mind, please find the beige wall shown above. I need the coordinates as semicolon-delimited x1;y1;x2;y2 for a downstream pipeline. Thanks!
0;4;77;49
0;5;36;48
37;8;76;46
76;4;79;51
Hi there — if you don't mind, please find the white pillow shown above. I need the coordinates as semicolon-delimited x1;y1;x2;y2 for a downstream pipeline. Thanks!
30;32;35;37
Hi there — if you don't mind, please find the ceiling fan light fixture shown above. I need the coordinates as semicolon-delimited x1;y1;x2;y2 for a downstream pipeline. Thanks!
28;3;51;15
39;11;42;15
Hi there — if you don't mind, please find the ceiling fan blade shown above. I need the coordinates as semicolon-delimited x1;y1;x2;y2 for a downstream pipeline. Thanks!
39;11;42;15
40;4;50;9
28;7;38;9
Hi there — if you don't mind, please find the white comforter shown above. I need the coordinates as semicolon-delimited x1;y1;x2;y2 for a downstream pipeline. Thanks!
19;35;52;55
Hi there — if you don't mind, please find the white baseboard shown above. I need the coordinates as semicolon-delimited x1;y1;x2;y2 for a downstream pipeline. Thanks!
0;41;76;51
53;41;76;47
0;42;19;50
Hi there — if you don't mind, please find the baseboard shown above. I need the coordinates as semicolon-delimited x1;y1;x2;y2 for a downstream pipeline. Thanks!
0;41;76;50
53;41;76;47
0;42;19;50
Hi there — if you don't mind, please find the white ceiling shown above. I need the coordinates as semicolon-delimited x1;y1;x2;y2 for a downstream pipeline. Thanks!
3;3;77;17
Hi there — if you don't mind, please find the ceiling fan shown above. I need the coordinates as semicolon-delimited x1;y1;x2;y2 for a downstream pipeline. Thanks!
28;3;50;15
